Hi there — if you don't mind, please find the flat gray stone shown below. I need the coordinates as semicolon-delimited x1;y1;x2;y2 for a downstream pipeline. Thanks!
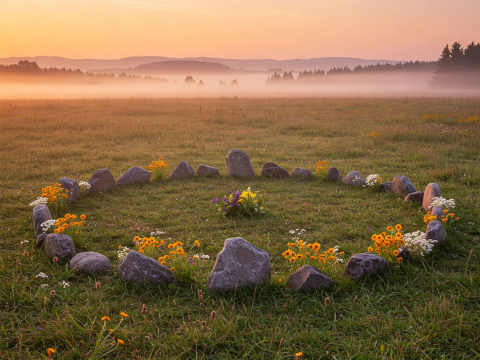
207;237;271;292
33;204;52;237
225;149;255;178
36;233;48;247
379;182;393;192
404;191;424;203
423;183;441;212
344;252;388;280
118;251;174;284
59;177;80;204
70;251;112;275
392;176;416;196
328;167;341;181
426;220;447;247
87;169;115;194
291;167;312;179
261;162;290;179
287;265;333;291
196;164;219;177
115;166;151;186
341;171;366;186
169;160;194;179
44;233;76;261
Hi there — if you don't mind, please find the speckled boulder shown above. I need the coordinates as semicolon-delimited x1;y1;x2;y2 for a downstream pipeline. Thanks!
118;251;174;284
423;183;441;212
59;177;81;203
291;167;311;179
261;162;290;179
426;220;447;247
70;251;112;275
169;160;194;179
87;169;115;194
328;167;341;182
196;164;219;177
392;176;416;196
44;234;76;262
344;252;388;280
341;171;366;187
115;166;151;186
32;204;52;237
404;191;424;203
225;149;255;178
207;237;270;292
287;265;333;291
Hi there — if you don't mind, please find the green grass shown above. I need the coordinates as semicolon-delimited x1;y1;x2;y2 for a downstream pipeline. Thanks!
1;98;480;359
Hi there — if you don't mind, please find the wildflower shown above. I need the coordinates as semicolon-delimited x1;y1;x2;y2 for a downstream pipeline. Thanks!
395;224;402;231
109;329;114;333
120;312;129;318
80;214;86;220
170;267;175;271
443;209;449;214
278;279;282;282
289;257;296;263
325;297;330;306
47;348;56;356
386;226;393;232
210;310;216;320
141;304;147;313
117;339;124;345
101;316;111;321
59;280;69;288
194;240;200;247
52;257;58;263
367;247;373;252
393;250;400;256
36;272;48;279
50;289;56;298
295;352;303;358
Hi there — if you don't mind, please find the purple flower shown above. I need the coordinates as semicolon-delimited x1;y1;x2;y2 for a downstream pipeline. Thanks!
173;278;178;285
211;197;220;204
367;227;370;232
222;207;226;211
189;258;194;266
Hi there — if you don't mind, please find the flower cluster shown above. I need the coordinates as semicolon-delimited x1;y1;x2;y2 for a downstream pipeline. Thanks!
424;209;459;226
369;131;382;137
79;181;91;195
367;224;405;264
117;246;130;260
420;114;445;121
40;219;58;233
212;187;264;218
457;115;478;123
423;211;438;225
429;197;455;210
29;197;48;207
51;213;86;236
148;157;169;180
315;160;330;174
30;183;70;216
364;174;383;187
133;236;164;258
403;231;436;257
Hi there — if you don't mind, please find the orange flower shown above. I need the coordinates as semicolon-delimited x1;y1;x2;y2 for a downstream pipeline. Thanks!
101;316;111;321
117;339;124;345
120;312;129;318
47;348;56;356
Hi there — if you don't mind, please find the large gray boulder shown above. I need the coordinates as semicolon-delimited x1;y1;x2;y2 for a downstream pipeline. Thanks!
115;166;151;186
118;251;174;284
33;204;52;237
392;176;416;196
344;252;388;280
291;167;311;179
59;177;80;203
44;234;76;261
261;162;290;179
404;191;424;203
426;220;447;247
70;251;112;275
225;149;255;178
328;167;341;182
207;237;270;292
341;171;366;186
422;183;441;212
287;265;333;291
87;169;115;194
196;164;219;177
169;160;194;179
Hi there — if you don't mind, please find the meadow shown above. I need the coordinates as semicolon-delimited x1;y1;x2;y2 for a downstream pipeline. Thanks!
0;97;479;359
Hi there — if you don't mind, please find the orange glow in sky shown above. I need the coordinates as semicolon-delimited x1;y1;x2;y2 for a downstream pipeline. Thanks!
0;0;479;60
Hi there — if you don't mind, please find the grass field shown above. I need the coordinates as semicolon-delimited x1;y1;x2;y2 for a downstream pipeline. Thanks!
1;97;480;359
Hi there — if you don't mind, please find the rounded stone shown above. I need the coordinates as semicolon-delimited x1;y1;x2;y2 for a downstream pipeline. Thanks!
70;251;112;275
44;233;76;261
115;166;151;186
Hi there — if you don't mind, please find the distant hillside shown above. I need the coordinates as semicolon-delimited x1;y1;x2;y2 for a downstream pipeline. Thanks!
0;56;406;72
92;60;240;75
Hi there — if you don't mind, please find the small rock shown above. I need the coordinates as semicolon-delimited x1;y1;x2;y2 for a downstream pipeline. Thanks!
169;160;194;179
70;252;112;275
328;167;341;181
32;204;52;237
379;182;393;192
196;164;219;177
59;177;81;203
392;176;416;196
422;183;441;212
87;169;115;194
225;149;255;178
398;246;412;262
36;233;48;247
404;191;424;203
261;162;290;179
115;166;151;186
44;234;76;261
341;171;366;186
431;206;444;220
426;220;447;247
118;251;174;284
207;237;271;292
291;167;312;179
287;265;333;291
344;252;388;280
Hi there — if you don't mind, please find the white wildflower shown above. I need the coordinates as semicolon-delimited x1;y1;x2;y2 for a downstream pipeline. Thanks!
20;240;29;245
429;197;455;210
365;174;381;187
79;181;91;190
193;254;210;260
36;272;48;279
403;231;437;257
40;284;49;288
150;230;166;236
29;197;48;206
117;246;131;260
59;280;69;288
40;219;57;234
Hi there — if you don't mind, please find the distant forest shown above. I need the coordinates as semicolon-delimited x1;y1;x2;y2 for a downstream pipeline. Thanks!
0;60;168;83
267;42;480;88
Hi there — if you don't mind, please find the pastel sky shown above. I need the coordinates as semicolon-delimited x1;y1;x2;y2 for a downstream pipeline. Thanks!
0;0;478;60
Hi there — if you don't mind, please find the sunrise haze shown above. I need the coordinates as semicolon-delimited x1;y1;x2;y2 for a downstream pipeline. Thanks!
1;0;479;60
